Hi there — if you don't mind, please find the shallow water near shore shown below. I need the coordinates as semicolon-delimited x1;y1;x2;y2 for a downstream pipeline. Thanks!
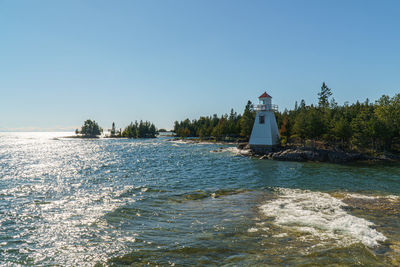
1;132;400;266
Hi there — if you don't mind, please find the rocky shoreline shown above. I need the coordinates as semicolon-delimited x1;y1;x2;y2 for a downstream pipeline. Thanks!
237;143;400;164
170;138;400;164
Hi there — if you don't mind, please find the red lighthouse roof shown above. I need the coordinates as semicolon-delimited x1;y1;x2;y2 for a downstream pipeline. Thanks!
259;92;272;98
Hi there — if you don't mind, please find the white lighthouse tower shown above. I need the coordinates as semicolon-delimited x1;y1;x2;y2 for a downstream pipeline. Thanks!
249;92;280;151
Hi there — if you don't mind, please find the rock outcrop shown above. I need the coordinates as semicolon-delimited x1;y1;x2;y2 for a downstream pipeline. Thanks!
235;145;396;164
266;148;367;163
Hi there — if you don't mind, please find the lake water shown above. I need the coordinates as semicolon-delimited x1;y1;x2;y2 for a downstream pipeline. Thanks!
1;132;399;266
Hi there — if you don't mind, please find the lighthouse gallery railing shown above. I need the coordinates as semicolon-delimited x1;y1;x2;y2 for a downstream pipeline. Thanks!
255;104;278;112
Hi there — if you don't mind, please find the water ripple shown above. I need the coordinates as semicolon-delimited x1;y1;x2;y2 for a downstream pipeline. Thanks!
0;133;399;266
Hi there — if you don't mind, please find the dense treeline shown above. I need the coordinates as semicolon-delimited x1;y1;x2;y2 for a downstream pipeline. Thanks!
173;100;256;141
174;83;400;153
277;83;400;153
121;121;157;138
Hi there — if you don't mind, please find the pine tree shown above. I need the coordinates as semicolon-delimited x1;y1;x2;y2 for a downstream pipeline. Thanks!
293;111;308;144
240;100;255;140
333;118;352;148
318;82;332;108
80;119;102;137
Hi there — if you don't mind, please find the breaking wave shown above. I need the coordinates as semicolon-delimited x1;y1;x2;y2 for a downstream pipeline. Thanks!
260;188;387;248
210;147;251;156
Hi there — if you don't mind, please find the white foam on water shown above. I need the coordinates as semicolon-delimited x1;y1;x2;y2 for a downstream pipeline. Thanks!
386;195;400;200
248;227;259;233
169;139;199;145
344;193;379;200
211;147;251;156
260;188;387;248
170;139;186;144
344;192;400;201
196;141;218;145
223;147;241;155
237;149;252;156
228;147;252;156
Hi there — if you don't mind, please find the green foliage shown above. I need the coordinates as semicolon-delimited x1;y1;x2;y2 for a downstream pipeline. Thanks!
174;104;246;141
293;111;308;141
318;82;332;108
122;121;157;138
375;94;400;144
333;118;352;145
350;112;370;149
307;108;326;140
240;101;256;139
291;108;326;145
281;83;400;153
79;119;103;137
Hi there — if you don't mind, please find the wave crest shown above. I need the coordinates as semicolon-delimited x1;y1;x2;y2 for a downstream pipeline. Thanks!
260;188;387;248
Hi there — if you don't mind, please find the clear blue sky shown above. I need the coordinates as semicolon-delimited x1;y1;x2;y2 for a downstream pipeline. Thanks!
1;0;399;131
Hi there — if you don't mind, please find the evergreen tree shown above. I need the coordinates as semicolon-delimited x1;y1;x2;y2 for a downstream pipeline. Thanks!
240;100;255;140
318;82;332;108
299;99;306;110
122;120;157;138
350;111;370;150
307;108;325;141
80;119;102;137
293;111;308;144
333;118;352;148
375;93;400;150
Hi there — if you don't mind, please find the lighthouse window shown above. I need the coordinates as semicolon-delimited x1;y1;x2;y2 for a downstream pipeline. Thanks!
259;115;265;124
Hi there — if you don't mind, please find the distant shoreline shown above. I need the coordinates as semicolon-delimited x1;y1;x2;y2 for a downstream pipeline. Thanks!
61;134;164;139
62;135;100;139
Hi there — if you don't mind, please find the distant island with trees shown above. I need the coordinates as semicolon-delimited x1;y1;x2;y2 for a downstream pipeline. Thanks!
173;82;400;156
75;120;157;139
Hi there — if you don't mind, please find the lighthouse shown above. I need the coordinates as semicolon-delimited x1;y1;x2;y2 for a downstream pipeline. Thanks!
249;92;280;151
